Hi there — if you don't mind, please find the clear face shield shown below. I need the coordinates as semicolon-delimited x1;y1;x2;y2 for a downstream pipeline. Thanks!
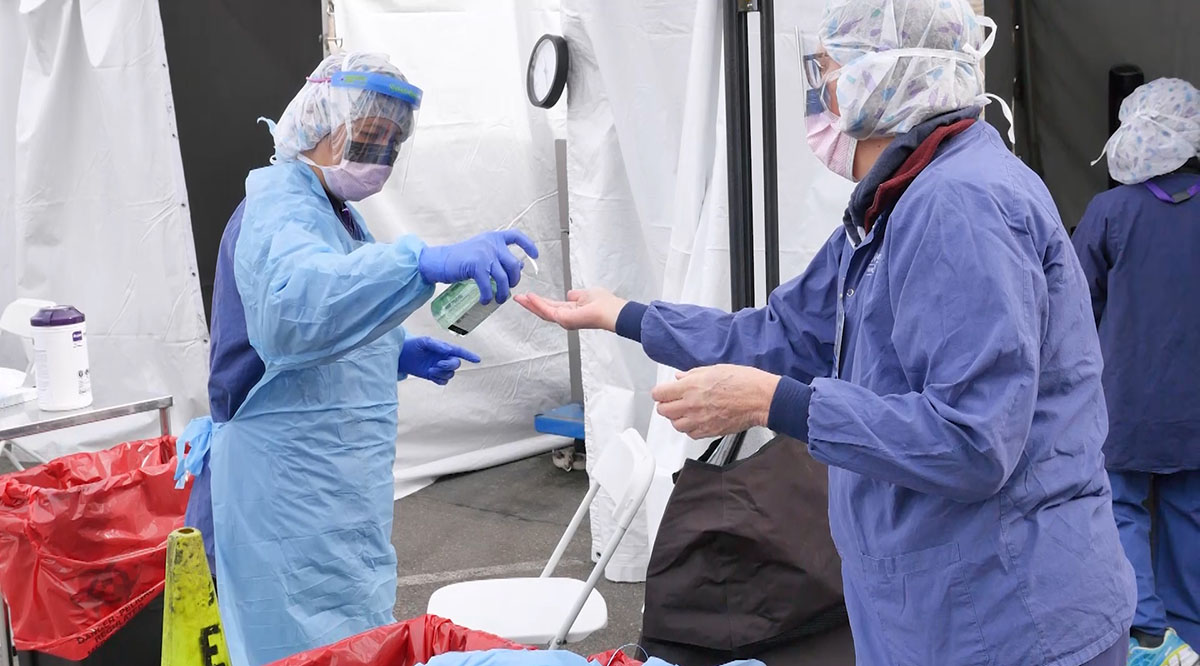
311;70;424;199
798;31;840;121
796;30;857;182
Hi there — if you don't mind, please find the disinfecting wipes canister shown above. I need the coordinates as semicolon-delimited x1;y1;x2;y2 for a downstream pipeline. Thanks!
30;305;93;411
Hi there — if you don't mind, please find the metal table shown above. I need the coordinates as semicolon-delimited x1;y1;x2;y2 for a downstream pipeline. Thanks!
0;393;173;470
0;391;173;666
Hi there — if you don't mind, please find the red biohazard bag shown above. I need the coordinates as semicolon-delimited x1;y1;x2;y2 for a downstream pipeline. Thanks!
268;615;643;666
0;436;188;659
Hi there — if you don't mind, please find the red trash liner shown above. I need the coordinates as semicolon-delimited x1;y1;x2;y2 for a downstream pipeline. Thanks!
0;436;187;659
268;614;643;666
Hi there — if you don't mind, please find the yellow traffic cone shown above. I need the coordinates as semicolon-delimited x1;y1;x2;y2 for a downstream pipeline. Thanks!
161;527;229;666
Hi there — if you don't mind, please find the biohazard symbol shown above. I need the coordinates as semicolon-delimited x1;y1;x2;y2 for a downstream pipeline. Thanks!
70;566;134;609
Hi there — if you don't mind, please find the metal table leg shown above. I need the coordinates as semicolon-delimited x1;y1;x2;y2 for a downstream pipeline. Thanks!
0;440;47;473
1;598;13;666
158;406;171;437
0;442;23;472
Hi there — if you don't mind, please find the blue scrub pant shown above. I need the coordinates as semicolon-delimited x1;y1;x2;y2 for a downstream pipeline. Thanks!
1110;470;1200;646
1084;638;1129;666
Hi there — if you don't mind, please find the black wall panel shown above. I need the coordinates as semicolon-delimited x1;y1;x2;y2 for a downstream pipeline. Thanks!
161;0;324;321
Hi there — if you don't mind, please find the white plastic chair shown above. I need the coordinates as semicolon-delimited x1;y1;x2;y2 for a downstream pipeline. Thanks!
427;428;655;649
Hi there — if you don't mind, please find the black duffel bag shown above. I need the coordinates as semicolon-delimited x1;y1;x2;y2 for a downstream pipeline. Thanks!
639;434;855;665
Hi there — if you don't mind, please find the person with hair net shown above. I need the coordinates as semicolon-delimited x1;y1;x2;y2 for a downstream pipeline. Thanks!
1073;78;1200;666
519;0;1136;663
173;52;538;665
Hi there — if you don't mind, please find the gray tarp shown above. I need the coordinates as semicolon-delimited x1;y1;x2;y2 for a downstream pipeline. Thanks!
986;0;1200;228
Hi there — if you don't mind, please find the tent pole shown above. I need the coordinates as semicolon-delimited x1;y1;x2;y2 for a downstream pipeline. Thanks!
715;0;753;463
723;0;755;312
760;0;781;293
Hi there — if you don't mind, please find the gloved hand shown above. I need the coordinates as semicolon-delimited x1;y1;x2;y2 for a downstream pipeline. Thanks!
418;230;539;304
398;336;481;385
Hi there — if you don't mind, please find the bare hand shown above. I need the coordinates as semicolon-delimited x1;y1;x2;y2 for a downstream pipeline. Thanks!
651;364;782;439
514;288;627;332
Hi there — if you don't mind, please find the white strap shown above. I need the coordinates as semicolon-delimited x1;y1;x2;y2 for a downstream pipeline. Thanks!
983;93;1016;149
966;16;998;62
1092;133;1117;167
875;46;979;64
887;15;998;65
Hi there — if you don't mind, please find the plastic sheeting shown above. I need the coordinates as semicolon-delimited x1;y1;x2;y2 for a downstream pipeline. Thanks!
267;614;643;666
0;0;210;458
563;1;854;580
0;437;185;659
333;0;575;498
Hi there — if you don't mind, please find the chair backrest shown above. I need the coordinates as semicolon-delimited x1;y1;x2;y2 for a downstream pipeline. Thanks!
590;428;656;528
543;428;655;649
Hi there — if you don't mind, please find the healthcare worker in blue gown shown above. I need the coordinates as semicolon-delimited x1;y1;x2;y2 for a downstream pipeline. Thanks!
1073;78;1200;666
174;52;538;666
519;1;1137;664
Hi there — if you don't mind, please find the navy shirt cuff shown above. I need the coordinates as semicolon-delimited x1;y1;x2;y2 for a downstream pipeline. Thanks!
616;301;649;342
767;376;813;443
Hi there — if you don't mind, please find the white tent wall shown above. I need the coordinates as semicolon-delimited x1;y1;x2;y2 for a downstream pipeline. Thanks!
564;0;853;581
0;3;26;372
333;0;575;498
0;0;210;457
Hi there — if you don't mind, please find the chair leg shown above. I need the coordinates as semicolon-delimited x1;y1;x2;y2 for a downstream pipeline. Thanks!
549;521;632;649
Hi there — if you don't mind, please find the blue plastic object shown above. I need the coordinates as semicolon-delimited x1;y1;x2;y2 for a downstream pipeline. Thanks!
535;402;585;441
331;70;423;108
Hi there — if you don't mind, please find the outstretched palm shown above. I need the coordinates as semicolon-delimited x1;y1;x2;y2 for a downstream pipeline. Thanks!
514;288;626;332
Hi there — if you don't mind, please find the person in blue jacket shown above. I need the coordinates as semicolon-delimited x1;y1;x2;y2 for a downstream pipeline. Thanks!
518;1;1136;664
174;52;538;666
1073;77;1200;666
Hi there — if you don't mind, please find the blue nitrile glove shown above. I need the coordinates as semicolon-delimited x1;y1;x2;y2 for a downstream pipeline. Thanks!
398;336;482;385
417;230;540;304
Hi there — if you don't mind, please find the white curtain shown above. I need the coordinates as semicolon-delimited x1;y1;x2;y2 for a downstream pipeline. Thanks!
334;0;575;498
0;0;210;457
563;0;854;581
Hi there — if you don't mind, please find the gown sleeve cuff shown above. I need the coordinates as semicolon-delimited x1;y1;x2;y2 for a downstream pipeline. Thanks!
397;328;411;382
398;235;435;288
767;375;813;443
616;301;649;342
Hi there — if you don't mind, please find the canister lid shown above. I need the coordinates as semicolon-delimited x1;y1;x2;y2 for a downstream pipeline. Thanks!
30;305;85;327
